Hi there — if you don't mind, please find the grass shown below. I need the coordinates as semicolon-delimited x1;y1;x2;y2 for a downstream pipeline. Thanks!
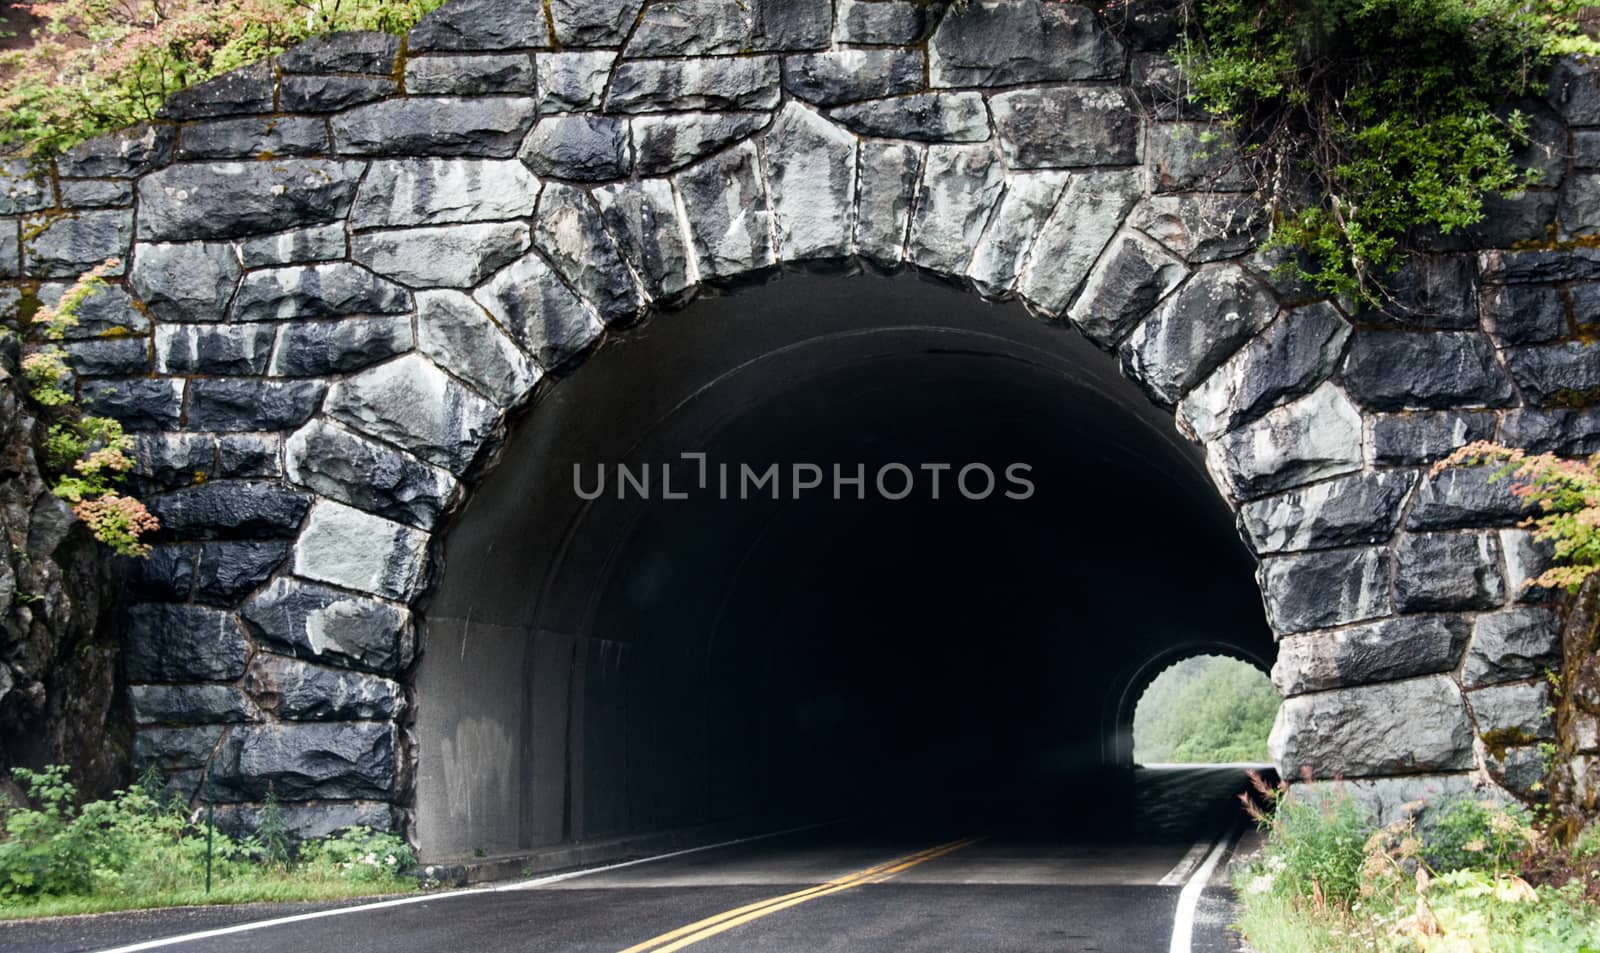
0;878;411;921
1232;892;1373;953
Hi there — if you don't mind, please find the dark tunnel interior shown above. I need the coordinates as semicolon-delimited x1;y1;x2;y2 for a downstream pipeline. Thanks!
412;273;1275;862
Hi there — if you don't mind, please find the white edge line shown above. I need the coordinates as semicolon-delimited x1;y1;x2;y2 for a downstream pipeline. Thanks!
87;821;836;953
1157;838;1214;887
1168;824;1242;953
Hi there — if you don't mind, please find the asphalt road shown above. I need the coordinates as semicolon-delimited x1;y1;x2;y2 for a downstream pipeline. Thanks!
0;766;1261;953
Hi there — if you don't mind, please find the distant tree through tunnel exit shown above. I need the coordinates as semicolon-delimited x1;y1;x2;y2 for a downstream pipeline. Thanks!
1132;656;1280;765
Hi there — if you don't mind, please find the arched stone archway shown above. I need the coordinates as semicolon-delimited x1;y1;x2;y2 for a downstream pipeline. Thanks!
7;0;1592;852
1104;640;1275;769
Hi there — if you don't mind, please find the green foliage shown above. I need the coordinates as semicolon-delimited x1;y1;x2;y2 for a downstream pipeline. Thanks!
1239;777;1376;908
1171;0;1600;300
1;0;446;158
1132;655;1279;764
1236;785;1600;952
12;262;159;558
1439;442;1600;593
256;788;291;870
0;765;418;917
1424;797;1536;875
299;826;416;884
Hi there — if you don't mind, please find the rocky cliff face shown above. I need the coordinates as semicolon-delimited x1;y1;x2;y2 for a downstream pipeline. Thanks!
1549;573;1600;838
0;326;127;798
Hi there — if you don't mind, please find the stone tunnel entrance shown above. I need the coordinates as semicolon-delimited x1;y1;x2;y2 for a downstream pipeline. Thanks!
413;273;1272;862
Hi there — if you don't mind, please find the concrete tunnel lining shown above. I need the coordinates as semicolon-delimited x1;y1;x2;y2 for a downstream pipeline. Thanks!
414;273;1273;862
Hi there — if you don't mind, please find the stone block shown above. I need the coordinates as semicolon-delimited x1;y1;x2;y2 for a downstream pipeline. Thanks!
764;103;858;262
124;603;250;681
285;418;456;528
1179;302;1349;442
22;210;133;277
1343;332;1516;411
408;54;537;96
533;182;647;321
593;180;694;301
1240;470;1415;555
632;113;768;176
331;98;538;157
56;125;175;178
350;159;540;229
783;50;922;106
929;1;1121;86
233;263;412;321
243;576;414;674
351;222;530;289
829;93;989;142
148;481;311;540
212;722;396;801
245;655;401;721
991;86;1139;168
137;161;364;241
408;0;549;51
1259;545;1391;634
1273;615;1469;696
1463;607;1562;688
1120;264;1277;406
324;353;501;473
186;379;327;432
194;540;289;604
1369;411;1498;467
475;252;605;368
415;289;540;405
178;117;330;160
606;58;781;114
905;143;1005;275
519;114;630;181
291;499;430;600
1269;676;1474;778
1395;531;1507;613
675;142;776;279
1066;230;1187;347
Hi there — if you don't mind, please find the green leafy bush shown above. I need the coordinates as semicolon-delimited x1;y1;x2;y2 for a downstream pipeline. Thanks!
0;765;418;917
0;0;445;158
1163;0;1599;299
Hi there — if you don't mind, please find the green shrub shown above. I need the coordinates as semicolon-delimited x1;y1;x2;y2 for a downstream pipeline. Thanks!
300;827;416;884
1163;0;1599;300
0;765;418;916
1424;796;1536;875
1236;786;1600;952
0;0;446;158
1238;773;1375;908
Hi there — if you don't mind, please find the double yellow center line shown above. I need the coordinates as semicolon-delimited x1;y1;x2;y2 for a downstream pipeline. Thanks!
615;836;979;953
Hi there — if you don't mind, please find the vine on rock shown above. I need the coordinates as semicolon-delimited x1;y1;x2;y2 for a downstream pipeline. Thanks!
16;261;158;558
1129;0;1600;301
1437;441;1600;593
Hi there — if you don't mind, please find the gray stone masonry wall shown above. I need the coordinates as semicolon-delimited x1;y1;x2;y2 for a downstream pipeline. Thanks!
3;0;1598;840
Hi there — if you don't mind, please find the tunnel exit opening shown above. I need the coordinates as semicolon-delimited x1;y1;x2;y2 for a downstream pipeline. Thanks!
1130;654;1280;767
412;273;1275;863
